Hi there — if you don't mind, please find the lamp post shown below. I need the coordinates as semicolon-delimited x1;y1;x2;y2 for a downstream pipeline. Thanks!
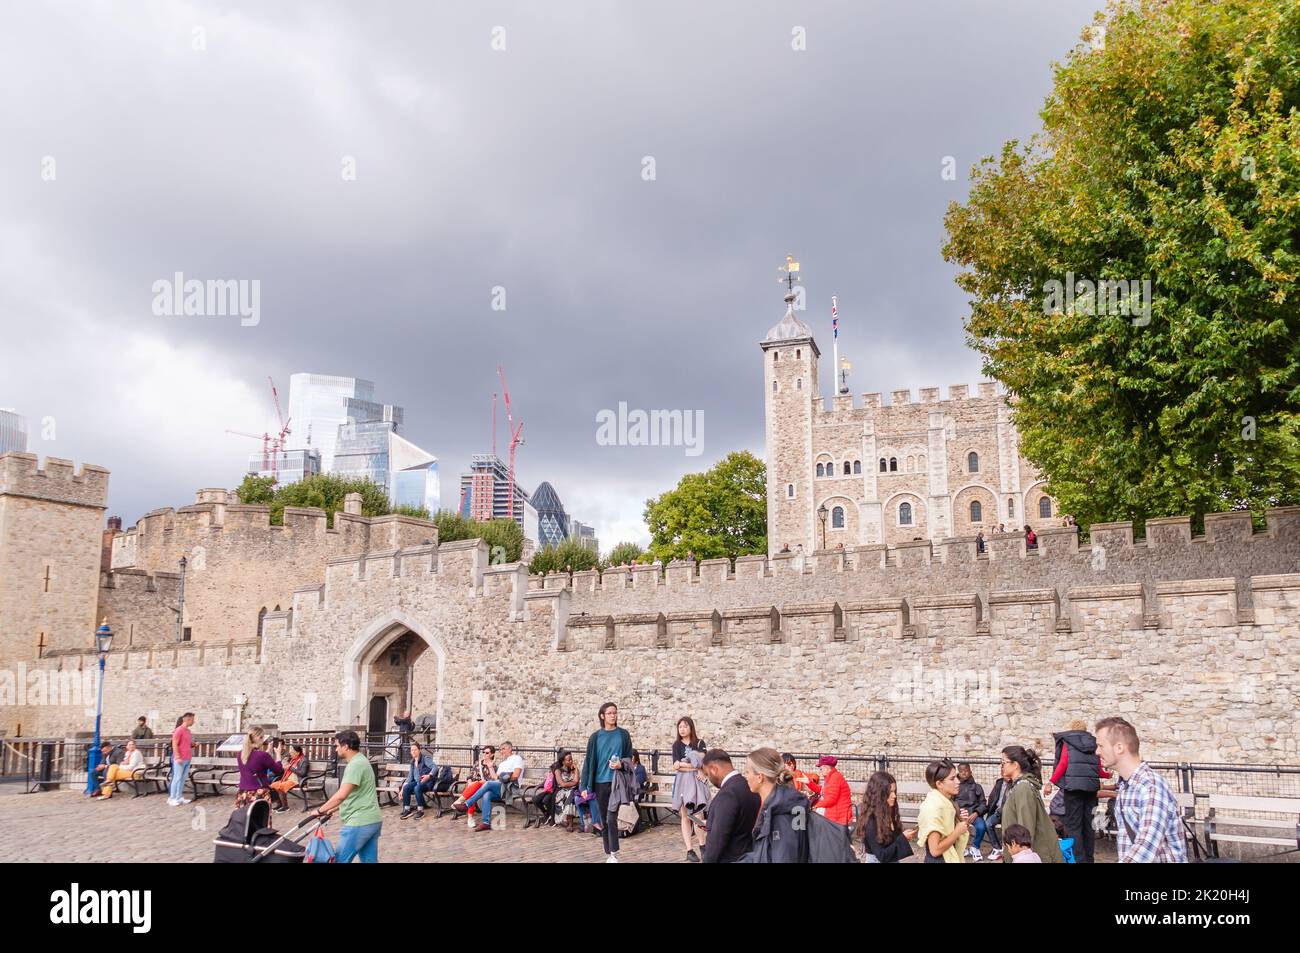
818;504;829;550
83;619;114;795
175;555;188;642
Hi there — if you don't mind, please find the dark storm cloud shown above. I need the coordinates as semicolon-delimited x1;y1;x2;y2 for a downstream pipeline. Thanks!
0;0;1103;543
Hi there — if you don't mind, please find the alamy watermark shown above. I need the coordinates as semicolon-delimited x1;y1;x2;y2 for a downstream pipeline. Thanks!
151;272;260;326
888;664;1002;710
0;664;99;715
596;402;703;457
1044;272;1151;327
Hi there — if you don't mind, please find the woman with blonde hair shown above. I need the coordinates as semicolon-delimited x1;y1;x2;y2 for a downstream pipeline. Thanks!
234;725;282;808
1043;719;1109;863
739;746;809;863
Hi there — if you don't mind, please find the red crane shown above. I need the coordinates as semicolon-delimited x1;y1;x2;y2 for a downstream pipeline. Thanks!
227;377;293;483
497;365;524;520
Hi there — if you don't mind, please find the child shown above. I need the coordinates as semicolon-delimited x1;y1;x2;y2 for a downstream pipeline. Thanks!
1005;824;1042;863
1051;815;1076;863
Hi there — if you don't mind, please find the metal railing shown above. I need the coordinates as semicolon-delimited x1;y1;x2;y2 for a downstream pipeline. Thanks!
6;732;1297;819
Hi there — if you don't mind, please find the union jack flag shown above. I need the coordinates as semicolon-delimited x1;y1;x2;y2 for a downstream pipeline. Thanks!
832;296;839;338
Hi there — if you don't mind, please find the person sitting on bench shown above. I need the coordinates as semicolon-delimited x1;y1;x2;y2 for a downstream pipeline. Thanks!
96;739;145;799
400;742;438;820
456;741;525;832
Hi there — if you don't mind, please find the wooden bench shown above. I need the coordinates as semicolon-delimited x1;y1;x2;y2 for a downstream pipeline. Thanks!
1203;794;1300;858
185;756;241;799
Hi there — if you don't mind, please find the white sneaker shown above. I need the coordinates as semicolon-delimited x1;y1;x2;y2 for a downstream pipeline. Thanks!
167;799;179;806
988;848;1003;861
967;847;982;862
605;854;620;863
179;797;192;804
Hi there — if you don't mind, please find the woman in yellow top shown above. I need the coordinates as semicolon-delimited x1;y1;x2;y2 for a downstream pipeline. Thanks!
916;758;972;863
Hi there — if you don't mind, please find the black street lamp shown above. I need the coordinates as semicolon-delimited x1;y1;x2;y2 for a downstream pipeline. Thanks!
84;619;114;795
175;555;188;643
817;504;829;550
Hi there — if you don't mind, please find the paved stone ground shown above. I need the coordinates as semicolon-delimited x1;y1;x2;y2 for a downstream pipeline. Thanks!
0;789;1125;863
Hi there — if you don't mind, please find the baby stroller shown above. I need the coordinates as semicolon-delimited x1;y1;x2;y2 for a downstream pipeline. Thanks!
212;798;324;863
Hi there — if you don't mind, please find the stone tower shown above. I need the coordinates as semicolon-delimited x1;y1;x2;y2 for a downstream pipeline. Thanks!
0;453;110;662
761;290;819;558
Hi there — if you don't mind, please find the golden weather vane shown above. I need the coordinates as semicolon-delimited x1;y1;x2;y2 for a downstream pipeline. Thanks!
777;254;801;294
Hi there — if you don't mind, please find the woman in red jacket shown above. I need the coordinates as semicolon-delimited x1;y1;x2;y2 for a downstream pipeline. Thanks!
813;756;853;825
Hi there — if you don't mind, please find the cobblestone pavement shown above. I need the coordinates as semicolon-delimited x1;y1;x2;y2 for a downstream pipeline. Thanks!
0;789;1121;863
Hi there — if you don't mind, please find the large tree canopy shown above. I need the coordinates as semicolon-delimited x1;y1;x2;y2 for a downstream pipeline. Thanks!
643;450;766;562
943;0;1300;527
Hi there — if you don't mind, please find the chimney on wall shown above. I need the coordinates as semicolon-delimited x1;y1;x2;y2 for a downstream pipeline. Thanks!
343;492;364;516
101;515;122;572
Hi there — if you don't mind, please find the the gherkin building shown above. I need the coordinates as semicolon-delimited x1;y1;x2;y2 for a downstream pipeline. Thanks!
531;481;570;548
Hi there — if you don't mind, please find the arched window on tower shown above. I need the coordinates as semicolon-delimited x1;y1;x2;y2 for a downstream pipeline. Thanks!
879;458;887;472
772;380;778;393
1039;496;1052;519
843;461;851;476
257;606;267;638
787;484;794;498
899;502;913;526
796;349;801;359
1008;499;1015;519
889;458;898;472
796;378;802;390
906;455;916;472
970;501;982;523
774;351;779;362
832;506;845;529
816;463;824;478
968;451;979;473
853;460;861;474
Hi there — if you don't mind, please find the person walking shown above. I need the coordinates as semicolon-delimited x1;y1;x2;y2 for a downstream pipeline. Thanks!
917;759;971;863
699;749;760;863
854;770;916;863
312;730;383;863
167;712;195;806
580;702;634;863
1096;716;1188;863
739;747;809;863
1044;719;1110;863
670;716;710;862
997;746;1064;863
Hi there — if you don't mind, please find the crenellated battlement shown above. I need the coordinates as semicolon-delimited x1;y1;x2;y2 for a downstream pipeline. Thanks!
814;381;1004;418
0;452;110;509
545;573;1300;651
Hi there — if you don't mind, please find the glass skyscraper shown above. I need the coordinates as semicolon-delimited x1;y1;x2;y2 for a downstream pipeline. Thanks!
334;420;439;513
247;448;321;485
285;374;403;472
0;410;27;454
531;481;570;548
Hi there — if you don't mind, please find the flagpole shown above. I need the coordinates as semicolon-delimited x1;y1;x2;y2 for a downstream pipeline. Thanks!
831;295;839;397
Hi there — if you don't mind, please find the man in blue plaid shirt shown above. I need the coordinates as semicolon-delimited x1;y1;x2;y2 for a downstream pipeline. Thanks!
1097;716;1188;863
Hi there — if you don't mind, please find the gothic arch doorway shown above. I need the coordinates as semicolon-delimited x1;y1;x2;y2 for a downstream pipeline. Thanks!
341;609;448;738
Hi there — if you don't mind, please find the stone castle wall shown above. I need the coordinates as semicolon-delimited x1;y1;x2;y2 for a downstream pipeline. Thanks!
106;489;439;644
12;514;1299;766
0;453;109;658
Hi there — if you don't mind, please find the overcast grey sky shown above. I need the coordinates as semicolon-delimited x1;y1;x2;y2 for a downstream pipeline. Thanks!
2;0;1103;547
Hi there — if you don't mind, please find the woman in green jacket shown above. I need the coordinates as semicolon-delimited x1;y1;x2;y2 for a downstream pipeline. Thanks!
998;745;1064;863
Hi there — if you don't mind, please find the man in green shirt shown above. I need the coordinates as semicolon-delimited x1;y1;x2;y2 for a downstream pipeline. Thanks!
313;730;383;863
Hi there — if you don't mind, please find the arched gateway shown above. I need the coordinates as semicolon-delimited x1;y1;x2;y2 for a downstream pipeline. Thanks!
340;609;448;735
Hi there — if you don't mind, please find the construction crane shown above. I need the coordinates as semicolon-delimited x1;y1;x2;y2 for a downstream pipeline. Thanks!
497;365;524;521
227;377;294;483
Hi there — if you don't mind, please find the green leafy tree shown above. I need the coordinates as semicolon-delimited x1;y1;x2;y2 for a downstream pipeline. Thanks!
391;504;431;520
604;541;645;568
529;537;600;575
942;0;1300;528
643;450;766;561
432;510;478;543
235;473;395;527
480;518;525;565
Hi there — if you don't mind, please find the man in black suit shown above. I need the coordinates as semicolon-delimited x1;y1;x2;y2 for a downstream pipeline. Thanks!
699;749;760;863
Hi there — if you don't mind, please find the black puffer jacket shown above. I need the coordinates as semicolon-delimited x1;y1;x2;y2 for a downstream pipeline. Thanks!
1053;730;1102;793
739;784;810;864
